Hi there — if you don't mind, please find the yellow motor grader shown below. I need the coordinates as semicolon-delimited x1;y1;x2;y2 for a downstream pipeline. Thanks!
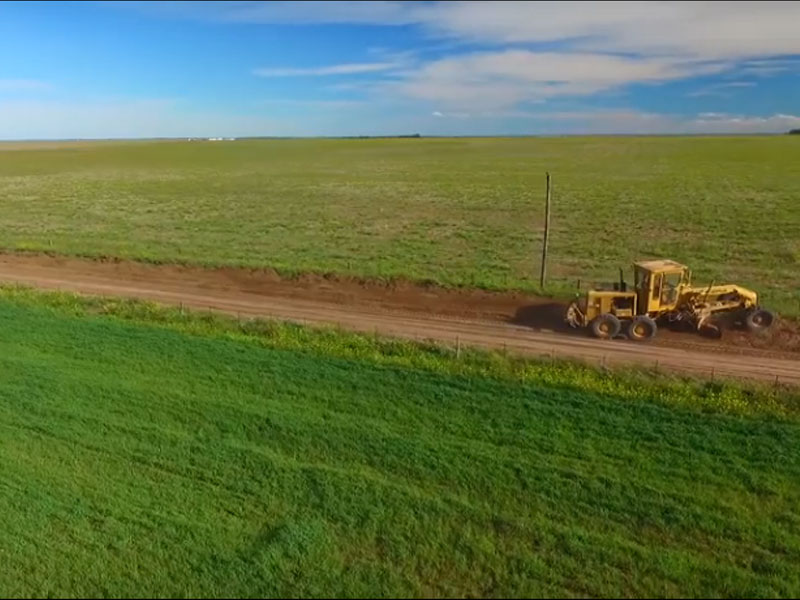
565;259;775;341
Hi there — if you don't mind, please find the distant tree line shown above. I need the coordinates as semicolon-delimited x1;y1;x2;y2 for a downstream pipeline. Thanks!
344;134;422;139
789;129;800;135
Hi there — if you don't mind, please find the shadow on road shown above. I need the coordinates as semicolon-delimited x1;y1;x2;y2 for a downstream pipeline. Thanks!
509;302;585;337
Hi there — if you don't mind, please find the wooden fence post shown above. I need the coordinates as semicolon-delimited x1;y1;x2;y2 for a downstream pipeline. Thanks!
539;172;552;288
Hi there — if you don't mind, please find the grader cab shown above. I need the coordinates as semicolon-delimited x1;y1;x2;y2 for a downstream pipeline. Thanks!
565;259;775;341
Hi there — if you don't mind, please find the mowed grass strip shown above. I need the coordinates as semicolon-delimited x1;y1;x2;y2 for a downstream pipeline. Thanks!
0;136;798;316
0;298;799;597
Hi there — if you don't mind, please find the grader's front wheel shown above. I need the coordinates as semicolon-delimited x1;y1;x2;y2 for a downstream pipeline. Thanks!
590;314;621;339
698;317;723;339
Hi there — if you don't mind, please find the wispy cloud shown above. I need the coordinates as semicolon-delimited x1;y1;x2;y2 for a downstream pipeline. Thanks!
414;1;800;61
690;112;800;133
254;62;398;77
432;110;471;118
111;1;418;26
0;79;51;92
737;58;800;77
386;50;728;111
425;108;800;135
2;97;795;139
554;110;800;134
114;1;800;118
121;2;800;62
258;99;365;108
687;81;756;97
80;2;800;137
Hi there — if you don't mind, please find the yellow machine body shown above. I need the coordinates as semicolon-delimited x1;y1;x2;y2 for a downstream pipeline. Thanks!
566;259;766;338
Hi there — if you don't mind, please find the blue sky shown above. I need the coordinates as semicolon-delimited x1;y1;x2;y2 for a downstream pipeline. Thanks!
1;0;799;138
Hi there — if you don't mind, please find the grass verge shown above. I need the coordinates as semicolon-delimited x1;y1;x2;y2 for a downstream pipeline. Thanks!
1;284;798;420
1;285;799;597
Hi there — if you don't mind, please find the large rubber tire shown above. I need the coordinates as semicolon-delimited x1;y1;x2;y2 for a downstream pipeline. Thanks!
699;319;723;339
746;308;775;333
626;315;657;342
590;314;621;339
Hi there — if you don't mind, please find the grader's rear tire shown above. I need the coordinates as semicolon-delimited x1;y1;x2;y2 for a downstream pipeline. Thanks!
590;314;621;339
626;316;657;342
746;308;775;333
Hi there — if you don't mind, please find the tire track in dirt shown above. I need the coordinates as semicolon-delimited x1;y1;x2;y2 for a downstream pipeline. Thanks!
0;253;797;384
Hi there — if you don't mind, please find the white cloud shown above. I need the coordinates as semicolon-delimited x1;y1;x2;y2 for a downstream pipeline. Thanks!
45;2;800;137
253;62;398;77
116;1;800;117
431;110;471;118
389;50;728;111
737;58;800;77
415;1;800;61
690;112;800;133
121;2;800;62
425;108;800;135
524;109;800;134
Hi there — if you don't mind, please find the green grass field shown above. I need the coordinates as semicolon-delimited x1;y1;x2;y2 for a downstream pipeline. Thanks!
1;136;798;316
1;288;799;598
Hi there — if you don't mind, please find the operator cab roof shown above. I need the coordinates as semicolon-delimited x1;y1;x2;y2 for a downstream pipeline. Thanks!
634;259;687;271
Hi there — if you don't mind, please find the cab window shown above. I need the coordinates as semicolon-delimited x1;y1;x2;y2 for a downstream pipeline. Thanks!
661;271;682;304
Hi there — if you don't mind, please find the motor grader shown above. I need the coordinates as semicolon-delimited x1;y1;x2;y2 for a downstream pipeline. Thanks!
565;259;775;341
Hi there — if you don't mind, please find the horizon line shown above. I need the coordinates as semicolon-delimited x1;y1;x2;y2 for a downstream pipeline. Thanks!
0;133;793;143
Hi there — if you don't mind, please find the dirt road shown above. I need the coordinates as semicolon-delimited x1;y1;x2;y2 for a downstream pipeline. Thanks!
0;253;798;384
